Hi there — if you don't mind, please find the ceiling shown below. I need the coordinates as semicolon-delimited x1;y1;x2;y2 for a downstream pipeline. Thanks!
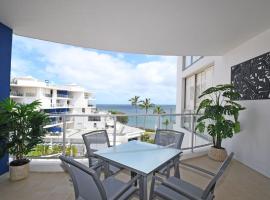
0;0;270;56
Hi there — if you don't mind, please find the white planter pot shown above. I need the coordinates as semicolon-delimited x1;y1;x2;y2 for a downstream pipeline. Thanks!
9;162;30;181
208;147;228;162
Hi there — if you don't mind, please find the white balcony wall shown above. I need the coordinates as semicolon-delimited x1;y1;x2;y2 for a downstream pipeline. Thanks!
220;28;270;178
73;116;107;130
176;28;270;178
71;92;85;107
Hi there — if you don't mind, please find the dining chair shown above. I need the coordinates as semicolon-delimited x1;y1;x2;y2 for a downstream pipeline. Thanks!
149;153;234;200
82;130;121;175
154;129;184;178
59;155;139;200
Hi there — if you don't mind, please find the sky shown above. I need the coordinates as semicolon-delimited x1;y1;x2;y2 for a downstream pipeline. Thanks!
11;35;177;105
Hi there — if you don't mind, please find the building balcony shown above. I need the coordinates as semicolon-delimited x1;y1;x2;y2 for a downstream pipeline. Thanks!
10;91;24;97
57;94;70;98
1;112;270;200
44;94;52;98
0;155;269;200
1;1;270;199
25;92;36;97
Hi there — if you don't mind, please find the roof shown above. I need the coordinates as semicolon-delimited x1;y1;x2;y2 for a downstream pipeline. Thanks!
1;0;270;55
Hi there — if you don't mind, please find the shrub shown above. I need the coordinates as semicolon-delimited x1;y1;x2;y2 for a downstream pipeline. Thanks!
109;110;129;124
140;132;154;144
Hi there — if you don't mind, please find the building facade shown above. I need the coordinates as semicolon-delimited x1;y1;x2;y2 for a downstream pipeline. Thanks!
10;76;97;132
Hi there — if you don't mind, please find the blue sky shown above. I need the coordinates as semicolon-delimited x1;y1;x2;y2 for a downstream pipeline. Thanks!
11;35;177;104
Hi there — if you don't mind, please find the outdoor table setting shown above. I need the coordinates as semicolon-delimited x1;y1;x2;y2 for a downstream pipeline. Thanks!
94;140;182;200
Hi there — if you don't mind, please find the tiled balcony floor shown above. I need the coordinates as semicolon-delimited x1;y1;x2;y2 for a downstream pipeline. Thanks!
0;155;270;200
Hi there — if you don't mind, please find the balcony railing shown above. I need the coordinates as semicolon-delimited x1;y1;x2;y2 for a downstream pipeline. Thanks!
25;92;36;97
28;113;212;159
57;94;69;98
10;91;24;97
44;94;52;98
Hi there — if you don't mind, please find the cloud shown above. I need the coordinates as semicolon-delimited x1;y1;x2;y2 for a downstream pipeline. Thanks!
11;35;177;104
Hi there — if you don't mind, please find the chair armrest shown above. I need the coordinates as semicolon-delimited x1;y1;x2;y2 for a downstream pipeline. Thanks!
163;180;202;200
165;143;176;148
180;162;216;176
109;175;140;200
87;154;100;160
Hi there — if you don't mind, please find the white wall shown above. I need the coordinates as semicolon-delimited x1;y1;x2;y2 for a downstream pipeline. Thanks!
177;28;270;177
221;29;270;178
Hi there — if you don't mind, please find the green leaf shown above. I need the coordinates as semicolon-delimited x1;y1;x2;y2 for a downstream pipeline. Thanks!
199;84;234;98
225;100;242;108
223;91;241;100
195;122;205;133
234;121;241;133
196;99;212;114
207;124;216;136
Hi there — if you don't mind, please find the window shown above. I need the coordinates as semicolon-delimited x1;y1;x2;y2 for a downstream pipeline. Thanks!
183;56;203;69
185;56;193;67
82;108;85;113
84;93;89;99
184;66;214;111
185;75;195;110
88;116;101;121
195;67;214;108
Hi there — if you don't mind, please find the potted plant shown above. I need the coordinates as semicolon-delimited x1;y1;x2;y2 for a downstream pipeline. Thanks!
196;84;245;161
0;99;49;181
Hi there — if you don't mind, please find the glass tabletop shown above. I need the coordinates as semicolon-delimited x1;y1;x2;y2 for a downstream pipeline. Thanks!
94;140;182;175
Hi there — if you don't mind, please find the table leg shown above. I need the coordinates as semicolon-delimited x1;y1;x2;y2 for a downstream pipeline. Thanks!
131;171;138;186
173;155;180;178
139;175;148;200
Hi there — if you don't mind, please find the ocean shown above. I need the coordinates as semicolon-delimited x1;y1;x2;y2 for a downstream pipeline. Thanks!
96;104;176;130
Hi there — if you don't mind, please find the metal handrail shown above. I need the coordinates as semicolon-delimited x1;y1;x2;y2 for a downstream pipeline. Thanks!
49;113;201;118
36;113;211;158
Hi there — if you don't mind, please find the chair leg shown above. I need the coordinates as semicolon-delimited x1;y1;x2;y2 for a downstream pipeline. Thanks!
174;157;180;178
103;161;110;178
166;162;170;178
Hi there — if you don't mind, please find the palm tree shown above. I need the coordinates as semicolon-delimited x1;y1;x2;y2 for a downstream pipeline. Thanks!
129;96;140;127
153;105;166;128
139;98;154;129
162;119;170;129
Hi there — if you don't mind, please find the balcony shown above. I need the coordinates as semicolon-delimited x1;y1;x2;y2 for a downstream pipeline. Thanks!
57;94;70;98
1;1;270;199
0;112;264;200
57;90;70;99
25;92;36;97
1;155;269;200
10;91;24;97
44;93;52;98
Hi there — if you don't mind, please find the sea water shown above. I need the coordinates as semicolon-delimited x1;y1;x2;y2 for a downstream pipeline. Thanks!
96;104;176;130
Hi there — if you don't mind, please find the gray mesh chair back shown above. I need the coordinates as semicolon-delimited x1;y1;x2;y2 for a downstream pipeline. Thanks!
150;153;234;200
82;130;110;167
59;155;107;200
201;153;234;199
154;129;184;149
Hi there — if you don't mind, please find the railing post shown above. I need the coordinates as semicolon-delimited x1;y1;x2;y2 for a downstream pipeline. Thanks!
113;116;117;146
62;115;66;155
158;115;161;129
191;114;195;153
